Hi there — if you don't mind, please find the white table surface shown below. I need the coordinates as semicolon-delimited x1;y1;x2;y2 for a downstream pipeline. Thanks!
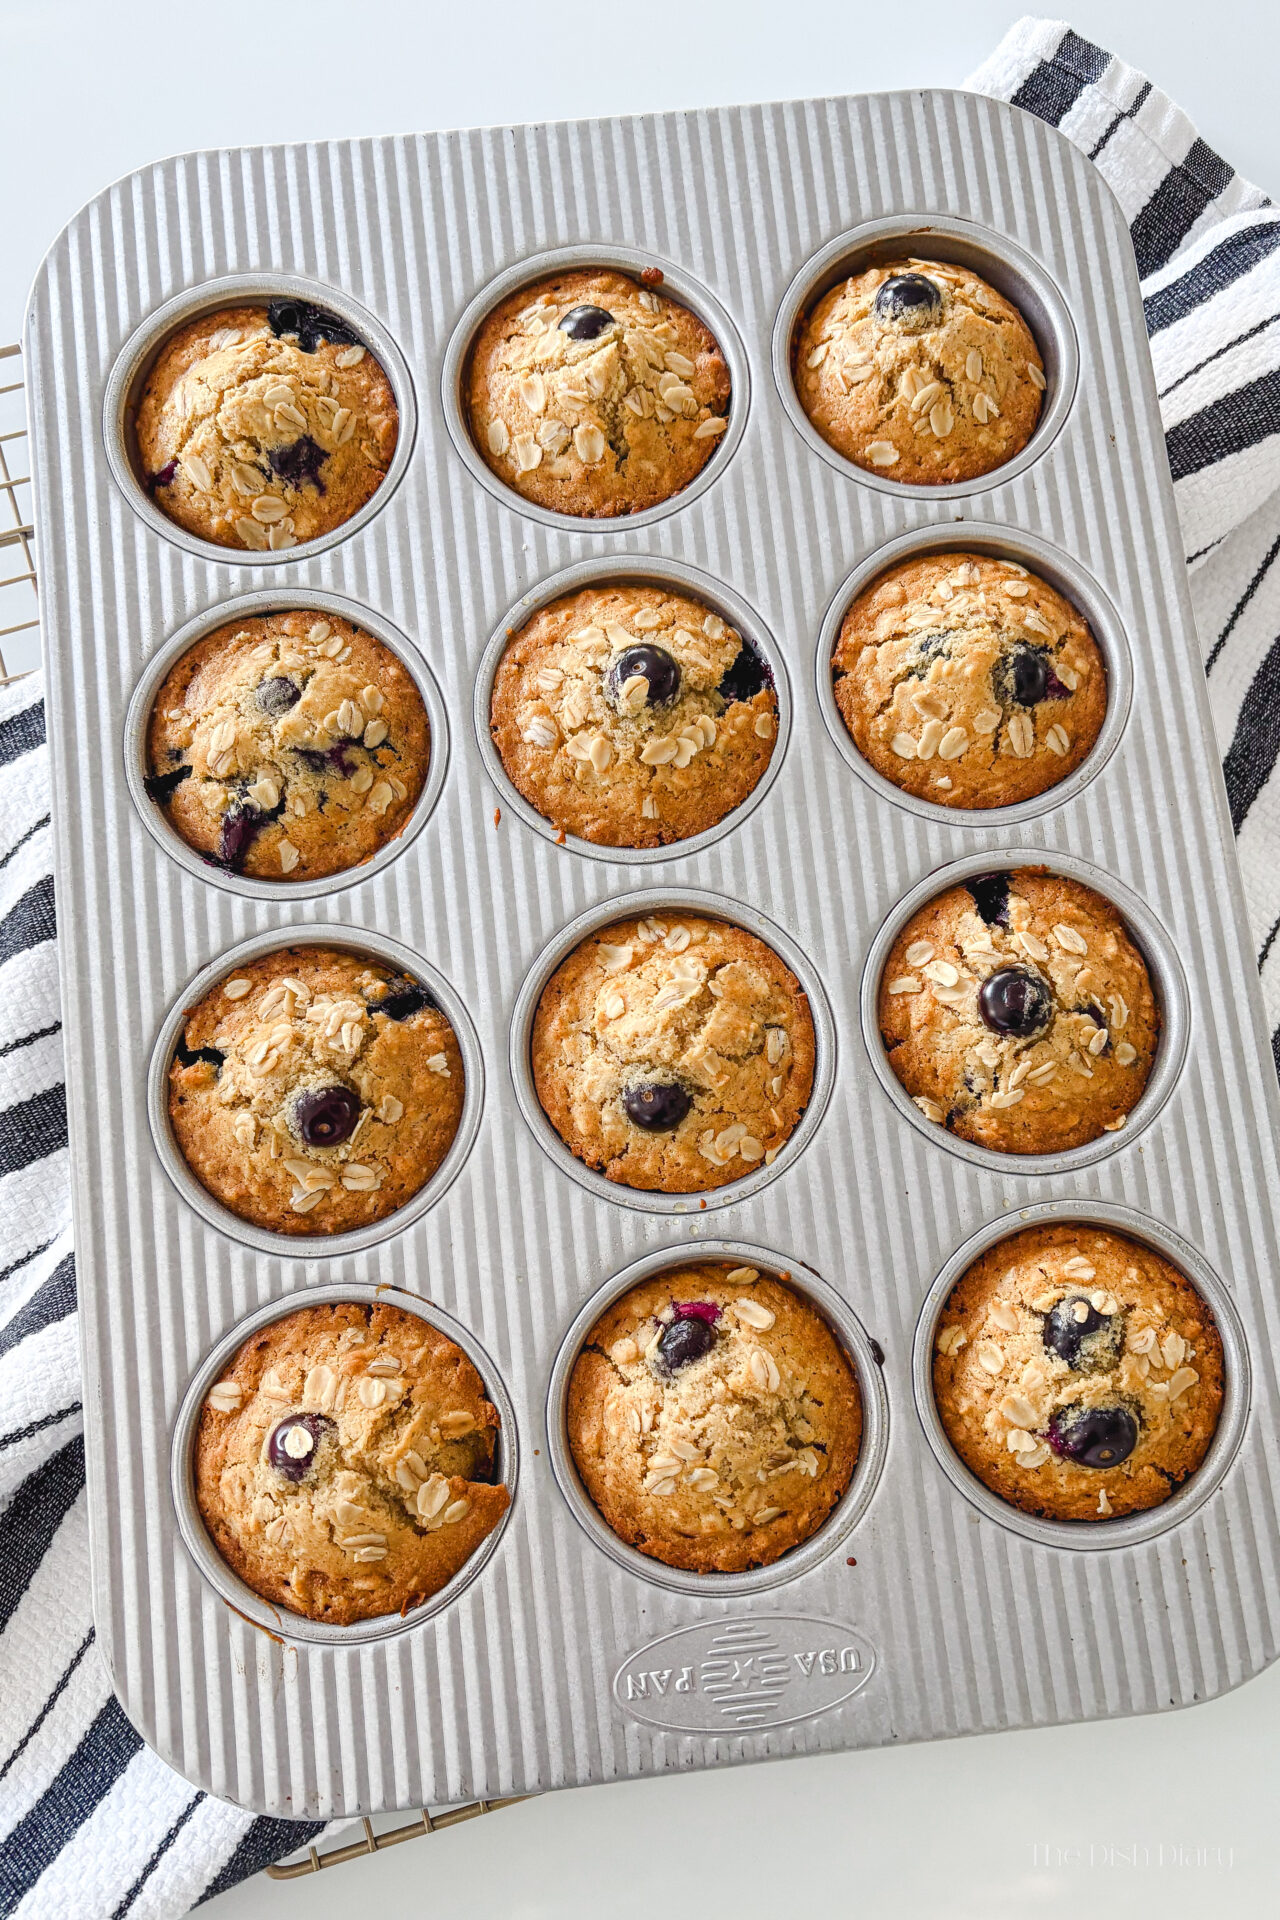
6;1;1279;1911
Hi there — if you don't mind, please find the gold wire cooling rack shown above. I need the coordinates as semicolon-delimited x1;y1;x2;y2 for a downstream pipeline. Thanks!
0;345;37;685
2;337;530;1879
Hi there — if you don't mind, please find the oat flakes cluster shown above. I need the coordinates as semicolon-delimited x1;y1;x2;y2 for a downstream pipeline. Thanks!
168;946;464;1236
196;1302;509;1623
795;258;1044;485
135;302;398;551
879;871;1158;1154
833;552;1106;809
567;1266;861;1572
145;611;427;881
532;914;816;1193
932;1226;1224;1521
489;582;777;848
467;270;730;518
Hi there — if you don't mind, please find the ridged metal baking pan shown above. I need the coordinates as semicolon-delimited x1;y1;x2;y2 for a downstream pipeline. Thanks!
24;87;1280;1820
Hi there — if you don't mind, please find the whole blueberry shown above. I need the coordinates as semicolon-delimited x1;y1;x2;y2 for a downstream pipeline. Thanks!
257;676;302;717
605;645;681;709
872;273;943;330
1047;1403;1138;1469
622;1080;692;1131
266;1412;333;1482
558;304;615;341
292;1085;360;1147
978;966;1052;1038
655;1314;717;1374
1043;1295;1124;1372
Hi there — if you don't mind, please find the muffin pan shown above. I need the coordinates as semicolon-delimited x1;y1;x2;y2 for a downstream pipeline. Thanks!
25;86;1280;1821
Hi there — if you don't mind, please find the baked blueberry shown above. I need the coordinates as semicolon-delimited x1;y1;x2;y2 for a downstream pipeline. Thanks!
292;1085;360;1147
216;803;265;872
717;637;773;705
149;459;178;492
978;966;1052;1038
175;1036;224;1072
872;273;943;331
558;304;614;341
268;435;328;493
967;873;1011;927
604;645;681;709
994;644;1074;708
622;1080;692;1131
1043;1294;1125;1372
374;978;436;1022
266;299;360;353
266;1411;334;1482
256;676;302;717
654;1313;717;1374
143;764;191;804
1047;1402;1138;1469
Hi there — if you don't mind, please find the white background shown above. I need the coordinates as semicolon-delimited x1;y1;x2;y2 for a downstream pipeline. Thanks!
6;1;1280;1913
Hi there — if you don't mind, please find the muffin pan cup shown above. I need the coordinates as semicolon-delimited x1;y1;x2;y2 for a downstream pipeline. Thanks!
102;272;419;564
27;85;1280;1821
473;553;790;864
171;1281;519;1646
911;1201;1250;1553
545;1239;889;1598
124;587;450;900
147;925;484;1258
860;847;1191;1177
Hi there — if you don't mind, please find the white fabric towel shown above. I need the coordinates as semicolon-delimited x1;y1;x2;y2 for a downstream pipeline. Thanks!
4;17;1280;1914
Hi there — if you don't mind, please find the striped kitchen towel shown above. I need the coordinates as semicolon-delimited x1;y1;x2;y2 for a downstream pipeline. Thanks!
4;17;1280;1915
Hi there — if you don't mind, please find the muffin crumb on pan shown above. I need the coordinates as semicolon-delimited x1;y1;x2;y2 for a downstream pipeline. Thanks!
195;1301;509;1624
532;913;816;1193
490;581;777;848
467;269;730;517
567;1264;860;1572
832;551;1105;809
794;258;1043;484
879;869;1158;1154
135;300;398;550
932;1225;1224;1522
145;610;427;882
168;946;464;1236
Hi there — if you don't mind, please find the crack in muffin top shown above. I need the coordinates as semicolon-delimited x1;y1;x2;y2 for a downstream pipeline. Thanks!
879;871;1158;1154
490;582;776;847
832;552;1106;809
532;914;816;1192
467;270;730;517
794;258;1044;485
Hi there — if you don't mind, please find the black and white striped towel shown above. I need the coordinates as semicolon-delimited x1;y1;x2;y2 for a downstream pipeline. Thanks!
4;17;1280;1915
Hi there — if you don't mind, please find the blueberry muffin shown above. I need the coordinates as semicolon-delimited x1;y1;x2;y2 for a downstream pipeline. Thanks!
196;1301;510;1623
794;260;1044;485
532;913;816;1193
466;269;730;517
145;611;427;881
490;583;776;848
567;1263;860;1572
832;553;1105;808
932;1225;1224;1521
168;947;464;1235
879;870;1158;1154
135;301;398;551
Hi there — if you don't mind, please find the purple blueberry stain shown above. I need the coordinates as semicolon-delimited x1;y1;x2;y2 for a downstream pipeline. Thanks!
268;435;328;493
672;1300;721;1325
148;459;178;494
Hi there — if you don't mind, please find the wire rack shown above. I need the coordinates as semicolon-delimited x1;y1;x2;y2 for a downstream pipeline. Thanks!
0;344;37;685
3;337;528;1879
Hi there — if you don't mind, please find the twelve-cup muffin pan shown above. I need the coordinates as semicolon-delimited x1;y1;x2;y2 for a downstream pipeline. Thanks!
25;87;1280;1820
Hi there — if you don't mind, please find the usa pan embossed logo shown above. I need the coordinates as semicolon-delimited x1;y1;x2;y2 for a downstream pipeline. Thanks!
614;1616;876;1731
